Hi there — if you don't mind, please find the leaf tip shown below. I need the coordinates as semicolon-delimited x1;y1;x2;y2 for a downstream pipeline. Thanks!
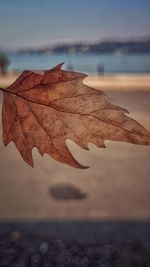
28;160;34;168
82;166;89;169
3;137;10;147
75;165;89;170
76;163;89;170
53;62;65;70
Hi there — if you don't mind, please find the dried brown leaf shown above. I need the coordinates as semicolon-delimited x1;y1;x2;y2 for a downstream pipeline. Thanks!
1;63;150;168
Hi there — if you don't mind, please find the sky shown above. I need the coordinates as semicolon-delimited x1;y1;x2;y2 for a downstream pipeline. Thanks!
0;0;150;49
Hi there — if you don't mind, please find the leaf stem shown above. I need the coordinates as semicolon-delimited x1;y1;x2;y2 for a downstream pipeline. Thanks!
0;87;19;96
0;87;5;92
0;87;15;95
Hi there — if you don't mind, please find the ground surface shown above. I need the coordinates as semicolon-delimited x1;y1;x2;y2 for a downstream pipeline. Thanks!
0;230;150;267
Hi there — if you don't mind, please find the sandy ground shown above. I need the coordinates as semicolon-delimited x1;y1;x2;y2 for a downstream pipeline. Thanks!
0;74;150;221
1;72;150;90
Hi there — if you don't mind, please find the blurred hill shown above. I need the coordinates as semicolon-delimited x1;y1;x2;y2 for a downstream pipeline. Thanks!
16;38;150;55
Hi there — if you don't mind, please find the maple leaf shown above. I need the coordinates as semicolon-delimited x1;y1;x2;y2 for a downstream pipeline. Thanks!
1;63;150;168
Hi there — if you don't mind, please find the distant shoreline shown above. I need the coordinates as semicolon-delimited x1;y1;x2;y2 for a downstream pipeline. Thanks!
11;39;150;55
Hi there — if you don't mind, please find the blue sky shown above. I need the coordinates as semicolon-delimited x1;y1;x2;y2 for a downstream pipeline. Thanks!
0;0;150;49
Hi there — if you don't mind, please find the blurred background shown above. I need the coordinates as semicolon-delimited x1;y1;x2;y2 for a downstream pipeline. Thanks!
0;0;150;75
0;1;150;265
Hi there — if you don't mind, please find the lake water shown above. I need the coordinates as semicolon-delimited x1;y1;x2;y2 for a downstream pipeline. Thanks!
8;53;150;74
